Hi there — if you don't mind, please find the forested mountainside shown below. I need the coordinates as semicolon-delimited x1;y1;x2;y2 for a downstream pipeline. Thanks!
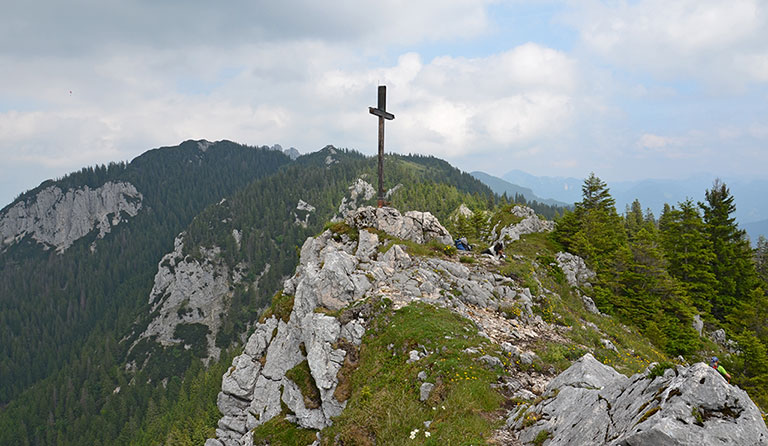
2;140;766;445
0;143;508;445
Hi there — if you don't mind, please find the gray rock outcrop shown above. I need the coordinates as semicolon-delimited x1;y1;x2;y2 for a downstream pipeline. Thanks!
294;199;316;228
555;251;596;288
1;181;143;252
209;208;537;445
491;205;554;245
129;235;261;366
336;178;376;218
512;354;768;445
693;314;704;336
347;206;453;245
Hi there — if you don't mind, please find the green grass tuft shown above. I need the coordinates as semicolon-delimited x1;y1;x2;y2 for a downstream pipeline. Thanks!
320;302;504;445
251;415;318;445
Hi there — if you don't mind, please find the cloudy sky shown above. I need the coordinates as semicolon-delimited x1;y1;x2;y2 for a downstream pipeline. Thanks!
2;0;767;207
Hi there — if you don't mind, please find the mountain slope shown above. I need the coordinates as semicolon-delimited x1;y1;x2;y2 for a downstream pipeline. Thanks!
0;145;499;445
0;140;292;444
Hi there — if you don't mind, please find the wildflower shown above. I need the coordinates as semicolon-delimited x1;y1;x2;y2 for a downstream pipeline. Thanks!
409;428;420;440
425;431;431;438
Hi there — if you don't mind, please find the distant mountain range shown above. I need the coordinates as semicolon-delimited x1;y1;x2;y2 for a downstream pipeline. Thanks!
472;169;768;242
469;171;570;207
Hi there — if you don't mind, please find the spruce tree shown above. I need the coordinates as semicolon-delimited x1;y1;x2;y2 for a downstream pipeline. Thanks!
700;180;757;319
658;199;717;314
756;235;768;286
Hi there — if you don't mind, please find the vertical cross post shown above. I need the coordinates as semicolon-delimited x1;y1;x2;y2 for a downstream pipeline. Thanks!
369;85;395;207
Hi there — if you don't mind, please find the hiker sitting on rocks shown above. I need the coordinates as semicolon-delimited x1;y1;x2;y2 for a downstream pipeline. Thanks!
482;241;505;259
710;357;731;383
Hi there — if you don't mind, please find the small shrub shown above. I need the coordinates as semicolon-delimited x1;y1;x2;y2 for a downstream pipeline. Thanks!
647;362;674;380
500;304;522;320
691;406;704;426
533;429;553;446
260;291;295;323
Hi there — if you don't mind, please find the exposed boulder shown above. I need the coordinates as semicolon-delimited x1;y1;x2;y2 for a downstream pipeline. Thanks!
555;252;596;288
452;203;474;220
346;206;452;245
294;199;316;228
512;354;768;445
491;205;554;245
1;181;143;252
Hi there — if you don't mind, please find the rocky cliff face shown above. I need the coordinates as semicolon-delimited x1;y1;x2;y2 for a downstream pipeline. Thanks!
0;181;143;252
511;354;768;445
207;206;541;445
129;235;261;366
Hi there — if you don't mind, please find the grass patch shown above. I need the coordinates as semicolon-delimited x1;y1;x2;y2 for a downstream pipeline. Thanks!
459;255;476;264
285;360;322;409
259;291;295;323
320;301;504;445
324;220;360;242
378;235;456;259
537;342;587;373
251;415;318;445
647;362;675;380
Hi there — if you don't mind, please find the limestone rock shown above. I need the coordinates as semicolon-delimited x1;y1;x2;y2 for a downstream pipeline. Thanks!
337;178;375;218
420;382;434;402
556;252;596;287
283;147;300;160
581;295;600;314
346;206;452;245
1;181;143;253
129;235;255;364
491;205;554;245
513;354;768;446
294;199;316;228
209;209;562;445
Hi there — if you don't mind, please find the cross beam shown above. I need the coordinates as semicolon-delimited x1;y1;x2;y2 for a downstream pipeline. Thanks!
369;85;394;207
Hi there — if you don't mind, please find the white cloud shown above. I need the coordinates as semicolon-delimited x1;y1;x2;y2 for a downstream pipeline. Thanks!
566;0;768;85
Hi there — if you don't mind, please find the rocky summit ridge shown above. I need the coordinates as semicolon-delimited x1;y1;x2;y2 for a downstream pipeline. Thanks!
206;205;768;446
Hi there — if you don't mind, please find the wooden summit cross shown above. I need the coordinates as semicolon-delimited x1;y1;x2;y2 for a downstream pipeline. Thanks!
369;85;394;207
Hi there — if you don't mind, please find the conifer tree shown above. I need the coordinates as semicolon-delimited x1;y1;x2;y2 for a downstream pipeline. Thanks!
658;199;717;314
756;235;768;286
700;180;757;319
